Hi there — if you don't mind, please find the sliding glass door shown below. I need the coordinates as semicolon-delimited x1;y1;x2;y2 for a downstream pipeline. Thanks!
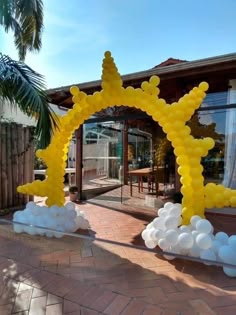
82;120;124;200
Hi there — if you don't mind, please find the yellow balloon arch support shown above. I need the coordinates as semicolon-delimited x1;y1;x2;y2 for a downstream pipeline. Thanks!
17;51;236;224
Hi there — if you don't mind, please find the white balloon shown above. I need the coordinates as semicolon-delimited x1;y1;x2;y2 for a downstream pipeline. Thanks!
218;245;236;264
149;228;158;240
26;201;36;209
32;206;40;216
65;202;76;211
165;229;179;246
196;233;212;250
191;230;199;239
173;203;182;211
215;232;229;244
75;216;83;227
39;206;48;216
228;235;236;251
196;219;212;234
13;224;24;234
80;219;89;230
164;202;174;210
64;220;76;232
163;249;176;261
152;218;161;228
27;226;37;236
152;218;165;230
178;233;194;249
223;266;236;277
18;214;28;224
13;211;21;221
164;216;179;229
79;211;85;217
46;231;54;238
26;214;34;224
141;229;149;241
49;206;59;217
189;244;201;257
159;209;169;218
158;238;170;250
59;207;67;216
146;222;154;230
169;206;182;217
153;229;165;241
54;231;64;238
200;249;217;265
157;207;165;216
169;244;181;254
145;239;156;249
179;225;191;233
67;210;77;219
190;215;201;228
211;240;222;254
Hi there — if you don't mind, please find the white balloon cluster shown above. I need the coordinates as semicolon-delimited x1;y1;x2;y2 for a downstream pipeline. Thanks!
13;201;90;238
141;202;236;277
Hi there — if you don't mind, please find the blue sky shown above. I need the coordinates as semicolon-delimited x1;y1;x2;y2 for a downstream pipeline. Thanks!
1;0;236;88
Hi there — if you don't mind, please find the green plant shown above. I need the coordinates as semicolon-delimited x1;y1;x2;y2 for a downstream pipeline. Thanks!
69;186;78;194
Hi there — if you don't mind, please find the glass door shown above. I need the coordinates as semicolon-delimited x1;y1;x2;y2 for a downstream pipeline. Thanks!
82;120;124;202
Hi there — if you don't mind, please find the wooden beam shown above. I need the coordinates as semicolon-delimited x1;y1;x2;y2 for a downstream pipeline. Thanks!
75;126;83;201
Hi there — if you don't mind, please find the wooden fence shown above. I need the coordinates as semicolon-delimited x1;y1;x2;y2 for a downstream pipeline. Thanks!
0;123;35;211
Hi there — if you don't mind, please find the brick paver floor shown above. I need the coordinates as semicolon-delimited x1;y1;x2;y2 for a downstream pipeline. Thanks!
0;192;236;314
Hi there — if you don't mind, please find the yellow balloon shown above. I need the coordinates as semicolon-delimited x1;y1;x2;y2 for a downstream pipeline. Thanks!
199;81;209;91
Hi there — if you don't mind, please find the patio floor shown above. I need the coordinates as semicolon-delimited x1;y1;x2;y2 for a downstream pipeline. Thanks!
0;192;236;314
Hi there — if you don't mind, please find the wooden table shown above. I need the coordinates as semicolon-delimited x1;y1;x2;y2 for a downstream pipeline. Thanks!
128;167;158;197
34;168;76;186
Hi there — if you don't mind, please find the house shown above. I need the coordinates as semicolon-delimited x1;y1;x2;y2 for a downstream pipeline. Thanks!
45;53;236;202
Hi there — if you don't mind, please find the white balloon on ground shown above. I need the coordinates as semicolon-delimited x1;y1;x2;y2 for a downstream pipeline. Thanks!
158;238;170;250
196;233;212;250
211;240;222;254
169;205;182;217
164;216;179;229
200;249;217;265
145;239;156;249
218;245;236;264
140;202;236;278
165;229;179;246
13;201;90;238
223;266;236;277
178;233;194;249
179;225;191;233
228;235;236;251
189;244;201;257
65;202;76;211
196;219;213;234
164;202;174;210
190;215;201;228
215;232;229;244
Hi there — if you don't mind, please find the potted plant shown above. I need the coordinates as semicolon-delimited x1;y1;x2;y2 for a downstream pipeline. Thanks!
69;186;78;202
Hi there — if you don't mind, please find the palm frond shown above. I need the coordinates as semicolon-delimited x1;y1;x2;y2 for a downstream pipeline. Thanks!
0;0;44;61
0;53;58;148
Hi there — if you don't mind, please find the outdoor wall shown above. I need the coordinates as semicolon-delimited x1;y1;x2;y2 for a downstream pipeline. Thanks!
0;101;66;126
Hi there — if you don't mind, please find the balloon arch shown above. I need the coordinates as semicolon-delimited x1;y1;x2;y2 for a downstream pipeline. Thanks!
17;51;236;225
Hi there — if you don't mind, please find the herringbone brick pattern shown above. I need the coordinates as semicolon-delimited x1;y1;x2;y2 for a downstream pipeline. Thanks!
0;196;236;314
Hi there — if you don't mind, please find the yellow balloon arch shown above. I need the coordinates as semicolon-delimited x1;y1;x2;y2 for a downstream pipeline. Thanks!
17;51;236;224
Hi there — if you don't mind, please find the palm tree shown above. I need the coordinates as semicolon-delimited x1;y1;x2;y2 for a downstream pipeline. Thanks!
0;0;58;149
0;53;57;149
0;0;43;61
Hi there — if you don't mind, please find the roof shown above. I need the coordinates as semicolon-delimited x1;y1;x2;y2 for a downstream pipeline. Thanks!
153;57;187;68
47;52;236;107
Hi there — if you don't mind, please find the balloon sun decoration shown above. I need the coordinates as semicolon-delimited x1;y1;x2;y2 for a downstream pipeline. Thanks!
17;51;236;224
